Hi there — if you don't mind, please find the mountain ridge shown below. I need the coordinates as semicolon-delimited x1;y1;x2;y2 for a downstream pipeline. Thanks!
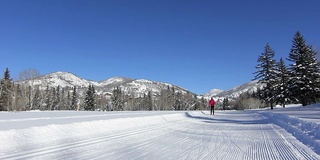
204;80;263;100
17;71;261;99
16;71;193;97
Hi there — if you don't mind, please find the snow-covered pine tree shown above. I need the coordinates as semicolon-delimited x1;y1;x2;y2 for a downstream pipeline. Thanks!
253;43;277;109
287;31;320;106
84;85;96;111
274;58;290;108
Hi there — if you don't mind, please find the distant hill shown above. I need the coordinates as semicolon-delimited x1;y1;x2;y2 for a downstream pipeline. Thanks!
204;80;264;100
16;71;193;97
17;71;263;100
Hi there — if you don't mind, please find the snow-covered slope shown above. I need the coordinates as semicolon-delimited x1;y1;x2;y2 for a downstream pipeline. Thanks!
204;80;264;100
16;71;192;97
17;72;100;88
99;77;134;87
17;71;264;99
119;79;189;96
204;89;223;98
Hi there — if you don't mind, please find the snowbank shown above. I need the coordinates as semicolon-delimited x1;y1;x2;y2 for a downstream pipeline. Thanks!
260;108;320;154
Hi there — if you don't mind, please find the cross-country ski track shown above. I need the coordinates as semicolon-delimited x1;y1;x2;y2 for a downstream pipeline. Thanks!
0;106;320;159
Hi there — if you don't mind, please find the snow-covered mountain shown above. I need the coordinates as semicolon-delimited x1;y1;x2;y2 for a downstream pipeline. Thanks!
17;71;192;97
17;71;264;99
99;77;134;87
118;79;189;97
205;89;224;97
204;80;264;100
17;72;100;88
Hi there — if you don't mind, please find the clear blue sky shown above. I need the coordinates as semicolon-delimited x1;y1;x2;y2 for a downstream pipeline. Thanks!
0;0;319;94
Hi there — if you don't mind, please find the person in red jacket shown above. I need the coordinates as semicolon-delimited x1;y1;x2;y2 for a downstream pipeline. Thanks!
209;98;215;115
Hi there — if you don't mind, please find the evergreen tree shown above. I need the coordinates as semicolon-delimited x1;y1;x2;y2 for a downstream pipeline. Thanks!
44;85;51;110
55;86;60;110
287;32;320;106
192;95;200;110
32;86;41;110
174;91;182;110
111;87;124;111
200;97;206;110
253;44;277;109
222;98;229;110
70;86;77;110
50;87;57;110
169;87;176;110
146;91;153;111
60;87;66;110
0;68;13;111
84;85;96;111
274;58;290;108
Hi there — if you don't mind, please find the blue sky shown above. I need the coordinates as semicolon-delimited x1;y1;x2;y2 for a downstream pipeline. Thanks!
0;0;319;94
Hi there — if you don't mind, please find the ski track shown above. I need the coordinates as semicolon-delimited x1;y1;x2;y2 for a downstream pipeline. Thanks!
1;111;319;159
0;121;176;159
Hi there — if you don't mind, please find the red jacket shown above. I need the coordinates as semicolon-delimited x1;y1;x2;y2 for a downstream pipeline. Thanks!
209;99;215;106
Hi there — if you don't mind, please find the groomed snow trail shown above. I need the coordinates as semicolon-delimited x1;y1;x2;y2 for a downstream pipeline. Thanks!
0;111;319;160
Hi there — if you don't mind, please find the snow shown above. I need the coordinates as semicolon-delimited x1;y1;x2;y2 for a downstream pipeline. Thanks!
1;105;320;159
204;80;264;100
204;89;223;98
17;72;190;98
20;72;101;88
99;77;132;86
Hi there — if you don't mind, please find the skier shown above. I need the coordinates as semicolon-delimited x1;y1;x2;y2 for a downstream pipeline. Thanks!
209;98;215;115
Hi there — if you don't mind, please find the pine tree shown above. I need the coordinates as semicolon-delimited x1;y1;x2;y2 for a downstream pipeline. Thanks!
287;31;320;106
50;87;57;110
253;44;277;109
0;68;13;111
84;85;96;111
55;86;60;110
70;86;77;110
32;86;41;110
60;87;66;110
274;58;290;108
44;85;51;110
222;98;229;110
174;91;182;110
146;91;153;111
111;87;124;111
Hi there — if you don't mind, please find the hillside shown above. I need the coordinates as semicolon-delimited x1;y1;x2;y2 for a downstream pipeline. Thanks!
204;80;264;100
16;71;267;101
16;71;193;97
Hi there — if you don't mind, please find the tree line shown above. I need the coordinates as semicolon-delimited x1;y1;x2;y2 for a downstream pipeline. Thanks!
253;31;320;109
0;69;207;111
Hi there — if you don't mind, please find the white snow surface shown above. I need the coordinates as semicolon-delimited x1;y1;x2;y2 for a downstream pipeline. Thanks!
17;72;191;97
204;80;264;100
99;77;132;86
1;104;320;159
19;72;101;88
